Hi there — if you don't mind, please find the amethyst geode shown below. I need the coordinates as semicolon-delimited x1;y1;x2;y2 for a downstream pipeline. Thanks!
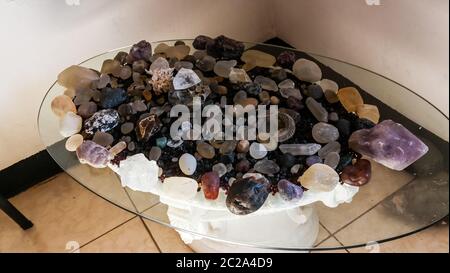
349;120;428;171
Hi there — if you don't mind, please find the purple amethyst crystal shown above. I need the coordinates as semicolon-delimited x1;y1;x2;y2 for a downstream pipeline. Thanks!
76;140;110;168
126;40;152;63
277;179;303;201
348;120;428;171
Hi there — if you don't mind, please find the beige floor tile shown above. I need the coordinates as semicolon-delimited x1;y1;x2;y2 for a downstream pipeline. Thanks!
314;237;348;253
142;204;193;253
79;217;159;253
65;164;136;212
314;223;331;246
125;188;160;213
317;159;414;233
335;171;449;248
0;173;133;252
348;220;449;253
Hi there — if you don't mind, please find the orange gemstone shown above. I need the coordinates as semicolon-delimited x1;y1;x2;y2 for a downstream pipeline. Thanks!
356;104;380;124
337;87;364;112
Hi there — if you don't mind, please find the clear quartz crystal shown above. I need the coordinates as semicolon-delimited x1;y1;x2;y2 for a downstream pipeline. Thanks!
306;97;328;122
119;154;159;193
173;68;201;90
279;144;321;156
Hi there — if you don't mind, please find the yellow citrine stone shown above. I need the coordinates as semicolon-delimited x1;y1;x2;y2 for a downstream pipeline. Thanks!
241;50;276;69
356;104;380;124
337;87;364;112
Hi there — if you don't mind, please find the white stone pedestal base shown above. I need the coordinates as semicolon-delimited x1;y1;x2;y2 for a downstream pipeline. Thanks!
170;205;319;253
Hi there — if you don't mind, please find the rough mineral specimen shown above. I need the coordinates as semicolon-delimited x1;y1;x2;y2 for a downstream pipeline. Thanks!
193;35;214;50
119;153;159;192
173;68;201;90
51;95;77;117
254;159;280;175
312;122;339;143
254;76;278;92
76;140;111;168
165;45;190;60
348;120;429;170
206;35;245;59
212;163;227;177
229;68;251;83
57;65;99;91
201;172;220;200
337;87;364;112
299;163;339;192
292;58;322;83
109;141;127;157
197;142;215;159
236;140;250;153
277;51;296;68
356;104;380;124
59;112;82;137
341;159;372;186
126;40;152;63
241;50;276;68
280;88;302;100
306;97;328;122
77;101;97;118
321;79;340;104
318;141;341;158
278;79;295;89
214;60;237;78
279;144;321;156
92;131;114;147
306;84;324;99
85;109;120;134
135;114;162;142
226;176;270;215
196;55;216;72
149;57;170;72
277;179;303;201
306;155;322;166
148;146;162;161
100;87;127;108
151;67;174;95
324;152;340;169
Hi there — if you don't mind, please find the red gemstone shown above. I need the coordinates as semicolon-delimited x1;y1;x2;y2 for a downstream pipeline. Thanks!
341;159;372;186
201;172;220;200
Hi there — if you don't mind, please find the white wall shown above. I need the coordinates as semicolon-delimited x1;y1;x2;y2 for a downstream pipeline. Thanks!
0;0;275;170
273;0;449;116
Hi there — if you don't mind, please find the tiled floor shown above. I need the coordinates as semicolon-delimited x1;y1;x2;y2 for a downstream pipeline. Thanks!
0;171;448;253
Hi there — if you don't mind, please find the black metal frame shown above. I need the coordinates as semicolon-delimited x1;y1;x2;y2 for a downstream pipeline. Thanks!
0;194;33;230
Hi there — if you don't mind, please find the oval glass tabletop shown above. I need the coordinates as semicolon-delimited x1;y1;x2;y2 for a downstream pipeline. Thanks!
38;39;449;251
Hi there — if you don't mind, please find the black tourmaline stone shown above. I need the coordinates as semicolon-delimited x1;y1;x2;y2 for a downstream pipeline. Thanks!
353;118;376;131
226;177;270;215
206;35;245;59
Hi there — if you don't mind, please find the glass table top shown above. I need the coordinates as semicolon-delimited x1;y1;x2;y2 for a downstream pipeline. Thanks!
38;39;449;251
